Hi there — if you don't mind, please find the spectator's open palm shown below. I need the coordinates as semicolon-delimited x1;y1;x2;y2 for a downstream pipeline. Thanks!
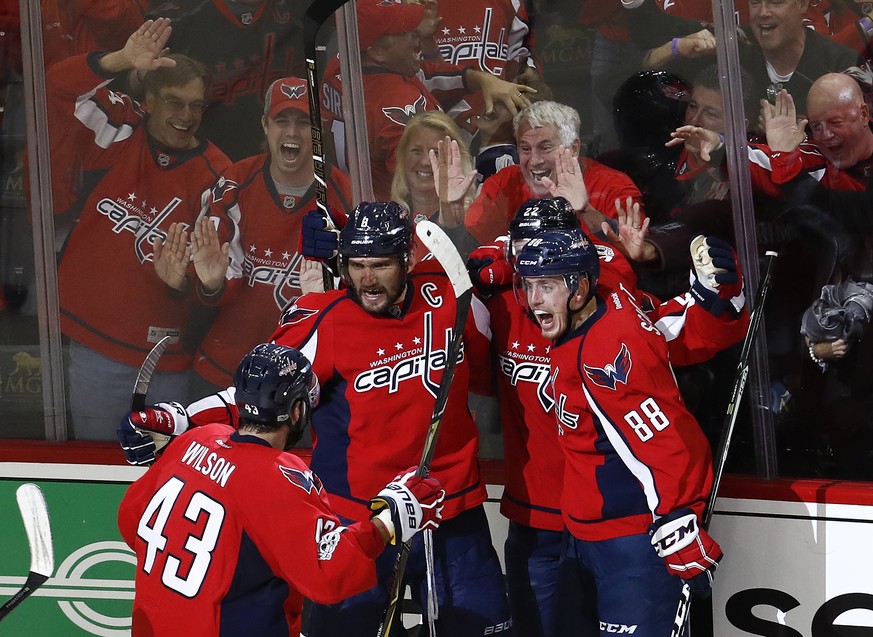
191;216;229;293
761;89;807;152
153;222;190;290
123;18;176;72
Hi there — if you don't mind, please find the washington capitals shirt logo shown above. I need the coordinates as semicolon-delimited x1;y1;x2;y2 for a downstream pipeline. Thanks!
383;95;428;126
280;466;324;494
583;343;632;390
281;82;307;100
280;304;318;326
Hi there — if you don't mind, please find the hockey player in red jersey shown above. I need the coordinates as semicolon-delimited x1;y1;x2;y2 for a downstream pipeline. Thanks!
170;76;353;392
119;202;513;635
515;228;725;635
119;342;445;637
467;196;746;636
48;18;231;440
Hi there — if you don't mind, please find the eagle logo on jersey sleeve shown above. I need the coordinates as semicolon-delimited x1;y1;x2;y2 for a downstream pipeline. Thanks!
279;465;324;494
382;95;429;126
583;343;632;390
279;304;318;326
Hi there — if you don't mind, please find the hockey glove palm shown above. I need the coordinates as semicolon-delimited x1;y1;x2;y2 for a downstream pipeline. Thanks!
689;235;745;318
117;401;189;465
467;240;513;294
650;508;723;597
300;209;346;261
369;466;445;544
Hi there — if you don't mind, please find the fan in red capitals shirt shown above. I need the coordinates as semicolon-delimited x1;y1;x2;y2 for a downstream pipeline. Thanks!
182;77;353;390
669;73;873;199
48;19;231;439
465;100;645;245
323;0;535;199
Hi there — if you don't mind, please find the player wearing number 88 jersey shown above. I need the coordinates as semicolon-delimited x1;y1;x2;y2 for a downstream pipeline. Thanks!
517;229;721;636
117;343;444;637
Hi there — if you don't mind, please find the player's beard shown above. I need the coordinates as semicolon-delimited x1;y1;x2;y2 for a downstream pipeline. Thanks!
352;279;407;317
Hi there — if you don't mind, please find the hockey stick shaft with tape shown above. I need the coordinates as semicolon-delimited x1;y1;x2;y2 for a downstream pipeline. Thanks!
671;250;778;637
376;220;474;637
0;484;54;622
303;0;351;290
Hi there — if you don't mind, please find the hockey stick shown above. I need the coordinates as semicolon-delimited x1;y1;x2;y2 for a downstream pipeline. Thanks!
376;220;474;637
131;335;172;411
129;335;174;455
671;250;779;637
0;484;54;622
303;0;352;290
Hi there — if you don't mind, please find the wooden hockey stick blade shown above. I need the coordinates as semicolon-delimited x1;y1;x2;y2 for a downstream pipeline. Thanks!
377;222;473;637
131;335;172;411
0;484;54;622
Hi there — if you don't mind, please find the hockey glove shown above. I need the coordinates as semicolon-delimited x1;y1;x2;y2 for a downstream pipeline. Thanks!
689;235;745;318
369;466;445;544
300;209;345;261
650;508;723;597
117;401;189;466
467;239;513;295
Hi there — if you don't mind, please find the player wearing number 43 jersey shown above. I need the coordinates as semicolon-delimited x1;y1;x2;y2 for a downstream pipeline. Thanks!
121;202;513;636
516;228;731;636
118;343;444;637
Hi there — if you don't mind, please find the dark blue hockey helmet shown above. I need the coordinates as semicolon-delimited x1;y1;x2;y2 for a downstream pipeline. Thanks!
339;201;413;260
515;228;600;296
234;343;320;446
508;197;580;261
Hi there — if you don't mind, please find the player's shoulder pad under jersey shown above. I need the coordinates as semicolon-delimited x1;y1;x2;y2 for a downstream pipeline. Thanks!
278;290;346;328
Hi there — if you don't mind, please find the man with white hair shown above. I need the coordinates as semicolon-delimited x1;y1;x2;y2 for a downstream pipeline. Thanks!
464;100;645;245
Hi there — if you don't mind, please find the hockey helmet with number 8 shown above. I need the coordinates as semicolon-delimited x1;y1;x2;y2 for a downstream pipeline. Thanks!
508;197;580;262
516;228;600;297
339;201;413;262
234;344;320;446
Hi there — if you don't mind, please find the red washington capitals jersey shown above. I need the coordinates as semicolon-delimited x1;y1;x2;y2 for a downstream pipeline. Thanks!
490;242;747;531
118;424;384;637
268;258;492;523
747;142;873;197
549;286;714;542
49;54;231;371
464;160;645;245
195;154;352;386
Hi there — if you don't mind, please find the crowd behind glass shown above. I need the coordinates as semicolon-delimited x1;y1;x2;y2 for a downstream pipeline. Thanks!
1;0;872;481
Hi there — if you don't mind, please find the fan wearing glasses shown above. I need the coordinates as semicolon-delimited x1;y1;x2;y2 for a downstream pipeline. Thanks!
46;18;232;441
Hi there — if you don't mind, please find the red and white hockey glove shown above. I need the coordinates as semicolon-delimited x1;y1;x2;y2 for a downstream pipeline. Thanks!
117;401;189;466
650;508;723;597
689;235;745;318
369;466;445;544
466;239;513;294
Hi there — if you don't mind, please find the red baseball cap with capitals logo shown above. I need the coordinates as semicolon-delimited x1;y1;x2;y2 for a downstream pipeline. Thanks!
264;77;310;120
357;0;425;52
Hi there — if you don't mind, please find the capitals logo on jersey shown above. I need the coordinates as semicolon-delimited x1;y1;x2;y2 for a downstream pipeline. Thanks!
280;465;324;494
280;304;318;326
583;343;632;390
383;95;429;126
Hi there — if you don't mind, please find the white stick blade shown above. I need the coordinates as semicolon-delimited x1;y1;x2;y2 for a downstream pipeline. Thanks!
16;484;54;578
415;220;473;297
